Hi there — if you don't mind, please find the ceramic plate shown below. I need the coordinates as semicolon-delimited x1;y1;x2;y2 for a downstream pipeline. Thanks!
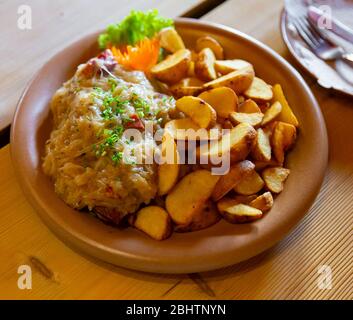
281;1;353;97
11;18;328;273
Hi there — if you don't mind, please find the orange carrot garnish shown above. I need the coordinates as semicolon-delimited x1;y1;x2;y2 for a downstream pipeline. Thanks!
111;38;160;72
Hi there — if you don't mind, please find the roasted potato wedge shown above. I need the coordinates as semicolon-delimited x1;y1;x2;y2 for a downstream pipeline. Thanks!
229;112;264;127
176;96;217;129
169;85;202;98
180;77;205;87
166;170;220;225
203;66;255;94
196;36;224;60
261;101;282;126
253;159;280;171
212;160;255;201
195;48;217;81
233;170;265;195
249;192;273;212
174;201;221;232
217;196;256;212
272;84;299;127
244;77;273;102
197;123;257;166
238;99;261;113
150;49;191;84
214;59;253;75
170;77;204;98
198;87;238;118
262;167;290;193
218;203;263;223
251;128;272;161
272;121;297;164
165;118;221;141
187;61;195;77
158;132;180;196
129;206;172;241
159;27;185;53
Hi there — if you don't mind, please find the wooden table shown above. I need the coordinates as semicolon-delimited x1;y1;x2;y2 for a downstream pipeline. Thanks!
0;0;352;300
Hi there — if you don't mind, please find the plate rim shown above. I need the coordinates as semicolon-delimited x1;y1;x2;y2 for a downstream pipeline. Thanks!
10;17;328;273
280;8;353;98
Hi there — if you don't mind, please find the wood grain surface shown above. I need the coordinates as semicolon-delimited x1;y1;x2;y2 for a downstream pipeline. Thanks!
0;0;204;131
0;0;352;300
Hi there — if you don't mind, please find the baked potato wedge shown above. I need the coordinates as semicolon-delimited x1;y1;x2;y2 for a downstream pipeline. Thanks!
159;27;185;53
244;77;273;102
165;118;221;141
272;121;297;164
212;160;255;201
229;112;264;127
214;59;253;75
158;132;180;196
196;36;224;60
272;84;299;127
233;170;265;195
150;49;191;84
253;159;280;171
195;48;217;81
203;66;255;94
197;123;257;166
249;192;274;212
174;201;221;232
251;128;272;162
262;167;290;193
218;203;263;223
169;85;202;98
175;96;217;129
170;77;204;98
198;87;238;118
166;170;220;225
129;206;172;241
261;101;282;126
238;99;261;113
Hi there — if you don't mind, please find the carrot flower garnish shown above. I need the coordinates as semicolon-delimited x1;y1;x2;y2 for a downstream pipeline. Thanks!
111;38;160;72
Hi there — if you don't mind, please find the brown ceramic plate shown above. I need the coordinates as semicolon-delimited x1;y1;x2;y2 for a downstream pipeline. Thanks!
11;18;328;274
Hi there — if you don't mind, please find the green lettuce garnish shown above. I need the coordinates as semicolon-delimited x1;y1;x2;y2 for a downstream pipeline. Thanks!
98;10;173;49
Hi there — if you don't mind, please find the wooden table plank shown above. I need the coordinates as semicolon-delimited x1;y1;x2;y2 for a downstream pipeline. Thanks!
1;0;352;300
0;0;203;131
175;0;352;300
0;145;187;299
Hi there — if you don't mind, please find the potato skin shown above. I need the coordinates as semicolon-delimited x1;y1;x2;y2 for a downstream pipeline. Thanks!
262;167;290;193
174;201;221;233
218;203;263;224
196;36;224;60
150;49;191;84
203;67;255;94
249;192;274;212
166;170;220;225
212;160;255;201
195;48;217;82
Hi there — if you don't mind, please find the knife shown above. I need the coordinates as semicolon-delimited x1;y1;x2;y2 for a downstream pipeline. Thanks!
307;5;353;44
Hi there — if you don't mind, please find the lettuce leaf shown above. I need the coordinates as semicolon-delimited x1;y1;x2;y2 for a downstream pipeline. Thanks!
98;10;173;49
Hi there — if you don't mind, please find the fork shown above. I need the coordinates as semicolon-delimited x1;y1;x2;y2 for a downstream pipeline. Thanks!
291;15;353;64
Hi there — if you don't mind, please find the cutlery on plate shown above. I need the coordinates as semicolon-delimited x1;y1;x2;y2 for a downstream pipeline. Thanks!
307;5;353;44
291;15;353;65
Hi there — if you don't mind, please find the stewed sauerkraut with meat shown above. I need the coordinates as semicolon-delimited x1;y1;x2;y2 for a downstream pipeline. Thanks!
42;50;176;223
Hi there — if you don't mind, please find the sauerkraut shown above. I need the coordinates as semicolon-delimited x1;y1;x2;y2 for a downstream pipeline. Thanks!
42;50;175;221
